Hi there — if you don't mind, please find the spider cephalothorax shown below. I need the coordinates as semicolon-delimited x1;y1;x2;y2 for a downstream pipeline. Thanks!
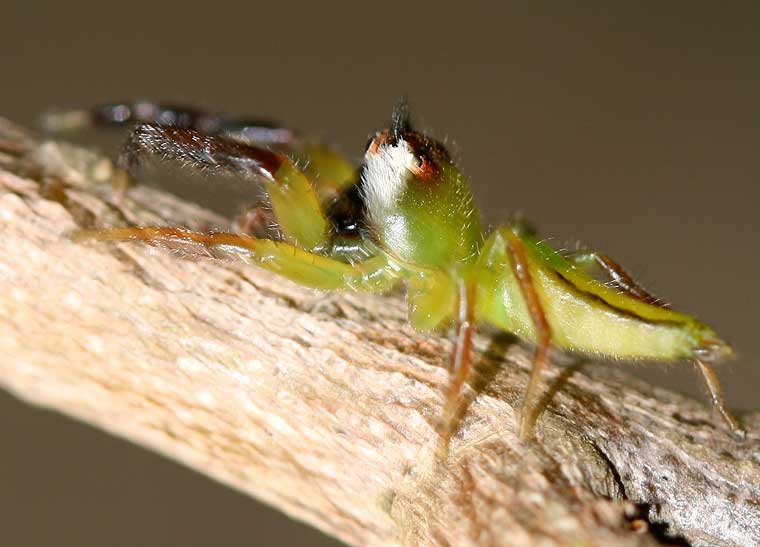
361;108;482;269
49;99;745;454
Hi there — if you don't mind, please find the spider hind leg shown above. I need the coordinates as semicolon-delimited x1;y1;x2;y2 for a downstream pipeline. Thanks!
437;279;476;458
693;358;746;440
568;250;664;307
505;230;553;442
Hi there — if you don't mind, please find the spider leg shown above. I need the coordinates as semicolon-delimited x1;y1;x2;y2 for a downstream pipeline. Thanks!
41;101;231;133
72;226;398;292
504;229;553;442
693;358;746;439
437;278;476;456
42;101;296;144
43;101;290;140
217;118;297;146
218;122;355;205
205;117;355;203
118;124;332;251
43;101;356;210
233;200;283;240
568;250;664;307
209;123;355;206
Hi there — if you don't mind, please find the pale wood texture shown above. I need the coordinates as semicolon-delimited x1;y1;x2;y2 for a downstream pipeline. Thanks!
0;118;758;547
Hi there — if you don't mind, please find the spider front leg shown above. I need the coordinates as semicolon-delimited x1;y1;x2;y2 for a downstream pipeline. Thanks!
233;200;283;240
72;226;399;292
70;117;386;284
41;101;287;139
42;101;228;133
117;124;332;251
42;101;354;204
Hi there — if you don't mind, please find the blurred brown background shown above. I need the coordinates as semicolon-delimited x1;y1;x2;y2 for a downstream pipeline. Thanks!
2;3;759;546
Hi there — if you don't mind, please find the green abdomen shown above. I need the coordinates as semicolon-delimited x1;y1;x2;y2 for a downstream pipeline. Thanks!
477;266;713;361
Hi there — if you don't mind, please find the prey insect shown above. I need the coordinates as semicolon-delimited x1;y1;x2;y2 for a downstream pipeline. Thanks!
47;100;746;452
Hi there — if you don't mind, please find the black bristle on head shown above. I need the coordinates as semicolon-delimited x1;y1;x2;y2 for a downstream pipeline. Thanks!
390;96;411;139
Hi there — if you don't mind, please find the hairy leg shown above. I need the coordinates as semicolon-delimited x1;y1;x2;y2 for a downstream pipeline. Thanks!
72;226;398;292
233;201;282;240
42;101;353;202
568;250;663;307
505;230;553;442
693;358;746;439
437;278;476;457
42;101;227;133
41;101;286;139
116;124;331;251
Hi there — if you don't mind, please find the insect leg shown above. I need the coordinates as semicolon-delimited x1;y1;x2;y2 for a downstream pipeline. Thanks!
41;101;326;170
43;101;303;152
438;278;476;455
43;102;355;220
41;101;227;133
218;118;297;146
232;200;282;240
505;230;553;442
693;358;746;439
218;120;356;208
569;250;663;307
220;122;355;205
118;124;330;251
71;226;399;292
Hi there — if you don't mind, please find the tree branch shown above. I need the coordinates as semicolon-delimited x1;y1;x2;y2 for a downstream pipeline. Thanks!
0;118;757;547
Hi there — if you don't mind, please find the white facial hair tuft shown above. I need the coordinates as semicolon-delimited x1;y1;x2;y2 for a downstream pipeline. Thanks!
361;141;416;223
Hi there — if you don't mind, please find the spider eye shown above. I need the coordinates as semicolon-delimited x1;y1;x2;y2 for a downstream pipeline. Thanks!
364;128;450;183
400;131;451;181
364;134;378;153
365;129;396;155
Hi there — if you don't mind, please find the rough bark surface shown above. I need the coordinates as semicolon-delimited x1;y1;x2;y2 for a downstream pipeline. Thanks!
0;118;758;547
